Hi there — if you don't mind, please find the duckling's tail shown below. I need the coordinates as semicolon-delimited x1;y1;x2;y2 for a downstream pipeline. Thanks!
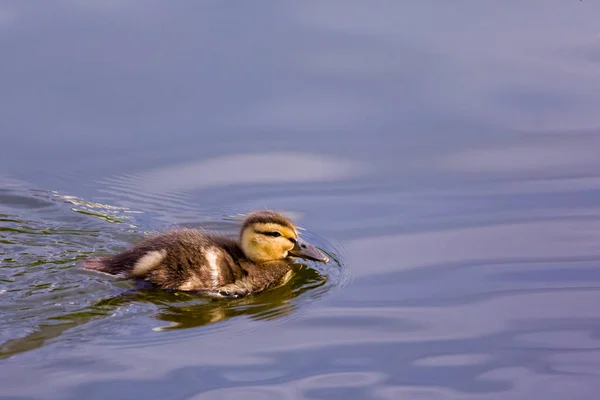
78;257;113;274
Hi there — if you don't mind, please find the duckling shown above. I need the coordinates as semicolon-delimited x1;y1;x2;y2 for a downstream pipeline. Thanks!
81;210;329;297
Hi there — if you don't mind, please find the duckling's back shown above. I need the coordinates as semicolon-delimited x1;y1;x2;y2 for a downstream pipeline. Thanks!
82;228;248;291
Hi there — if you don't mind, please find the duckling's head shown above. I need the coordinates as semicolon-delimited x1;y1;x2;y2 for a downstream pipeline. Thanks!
240;211;329;264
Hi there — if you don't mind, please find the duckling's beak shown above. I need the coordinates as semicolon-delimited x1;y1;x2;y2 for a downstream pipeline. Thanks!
289;239;329;263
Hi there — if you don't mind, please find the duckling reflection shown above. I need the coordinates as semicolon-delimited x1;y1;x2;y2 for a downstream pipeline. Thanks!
81;211;329;297
147;264;328;331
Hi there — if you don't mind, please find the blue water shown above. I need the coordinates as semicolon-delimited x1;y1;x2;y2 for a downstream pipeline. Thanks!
2;2;600;399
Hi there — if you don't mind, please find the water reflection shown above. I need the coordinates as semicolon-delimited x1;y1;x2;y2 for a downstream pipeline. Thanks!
123;152;363;193
147;265;328;331
17;313;600;399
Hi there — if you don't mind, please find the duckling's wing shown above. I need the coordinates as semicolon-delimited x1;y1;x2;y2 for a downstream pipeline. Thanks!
80;229;235;290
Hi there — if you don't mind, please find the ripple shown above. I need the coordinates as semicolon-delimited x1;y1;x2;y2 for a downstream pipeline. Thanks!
0;181;347;359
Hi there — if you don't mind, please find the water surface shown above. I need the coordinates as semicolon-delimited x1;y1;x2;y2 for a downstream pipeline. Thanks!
2;1;600;399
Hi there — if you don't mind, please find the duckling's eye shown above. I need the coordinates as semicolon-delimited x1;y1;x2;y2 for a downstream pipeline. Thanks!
262;231;282;237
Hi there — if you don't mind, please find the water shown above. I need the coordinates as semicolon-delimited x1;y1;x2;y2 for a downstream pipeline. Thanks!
2;1;600;399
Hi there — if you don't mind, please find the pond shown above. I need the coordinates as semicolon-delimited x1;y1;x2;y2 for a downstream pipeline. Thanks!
2;2;600;399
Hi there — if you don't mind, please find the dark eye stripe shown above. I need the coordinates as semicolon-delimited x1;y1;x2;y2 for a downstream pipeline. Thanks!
289;238;297;244
261;231;282;237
